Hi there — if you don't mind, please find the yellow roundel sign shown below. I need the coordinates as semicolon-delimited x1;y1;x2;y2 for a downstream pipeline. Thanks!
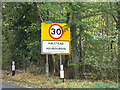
41;22;71;55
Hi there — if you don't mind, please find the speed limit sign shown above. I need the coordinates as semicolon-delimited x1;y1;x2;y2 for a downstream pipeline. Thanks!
41;22;70;55
49;24;63;39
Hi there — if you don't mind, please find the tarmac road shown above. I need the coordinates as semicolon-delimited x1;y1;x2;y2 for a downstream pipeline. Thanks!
0;82;32;89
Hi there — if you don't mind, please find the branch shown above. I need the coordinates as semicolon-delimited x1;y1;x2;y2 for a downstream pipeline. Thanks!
76;33;80;38
82;12;102;19
66;3;72;23
110;2;118;23
47;10;49;20
66;12;70;23
112;15;117;23
0;11;5;21
33;2;43;23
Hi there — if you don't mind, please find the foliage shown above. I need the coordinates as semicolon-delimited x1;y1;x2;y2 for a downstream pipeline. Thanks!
53;79;62;84
90;82;118;88
2;72;118;88
2;2;119;81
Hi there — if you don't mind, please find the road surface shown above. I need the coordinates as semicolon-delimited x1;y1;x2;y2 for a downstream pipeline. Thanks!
0;82;32;89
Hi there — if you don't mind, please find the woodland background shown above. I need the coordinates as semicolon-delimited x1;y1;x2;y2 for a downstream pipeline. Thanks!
2;2;120;82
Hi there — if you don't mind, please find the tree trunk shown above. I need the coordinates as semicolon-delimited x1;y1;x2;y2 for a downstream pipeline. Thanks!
106;14;110;59
78;13;83;79
116;2;120;82
64;9;71;70
49;55;54;74
79;28;83;79
71;12;80;79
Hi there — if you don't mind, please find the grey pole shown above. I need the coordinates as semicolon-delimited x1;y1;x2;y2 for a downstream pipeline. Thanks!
46;55;49;81
45;21;52;81
60;55;62;65
60;55;64;83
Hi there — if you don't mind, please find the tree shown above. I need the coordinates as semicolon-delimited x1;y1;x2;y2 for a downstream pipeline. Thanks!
2;2;119;81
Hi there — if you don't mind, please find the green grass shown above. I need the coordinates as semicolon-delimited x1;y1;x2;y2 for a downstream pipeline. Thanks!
53;79;62;84
90;82;118;88
65;82;118;88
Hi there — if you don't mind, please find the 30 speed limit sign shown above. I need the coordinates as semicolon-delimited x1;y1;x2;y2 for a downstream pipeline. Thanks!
49;24;63;39
41;22;70;55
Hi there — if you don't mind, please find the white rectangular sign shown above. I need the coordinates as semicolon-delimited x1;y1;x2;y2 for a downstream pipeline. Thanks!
42;41;70;54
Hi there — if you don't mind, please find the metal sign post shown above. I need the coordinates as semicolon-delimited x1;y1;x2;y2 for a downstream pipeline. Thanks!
41;22;70;82
60;55;62;65
46;54;49;81
60;55;64;83
44;22;52;81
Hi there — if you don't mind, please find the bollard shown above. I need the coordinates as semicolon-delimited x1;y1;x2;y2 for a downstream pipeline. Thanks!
12;61;15;76
60;64;64;83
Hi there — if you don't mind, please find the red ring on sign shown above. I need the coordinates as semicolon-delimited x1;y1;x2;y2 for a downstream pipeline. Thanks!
49;24;63;39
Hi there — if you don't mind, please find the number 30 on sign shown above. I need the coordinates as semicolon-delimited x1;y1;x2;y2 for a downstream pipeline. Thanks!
49;24;63;39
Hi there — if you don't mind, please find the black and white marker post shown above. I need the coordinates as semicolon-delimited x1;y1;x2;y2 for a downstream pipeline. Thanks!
60;55;64;83
12;61;15;76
